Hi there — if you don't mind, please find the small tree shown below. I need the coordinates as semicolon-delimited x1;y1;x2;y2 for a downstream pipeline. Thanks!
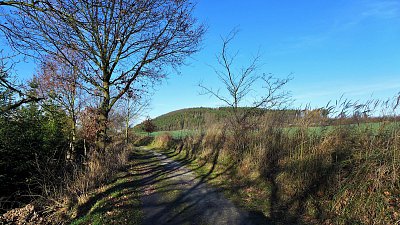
119;92;150;144
142;117;156;136
199;29;292;161
35;51;86;161
80;106;99;156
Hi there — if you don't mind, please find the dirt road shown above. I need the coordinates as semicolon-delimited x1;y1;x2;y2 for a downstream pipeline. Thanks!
139;147;269;225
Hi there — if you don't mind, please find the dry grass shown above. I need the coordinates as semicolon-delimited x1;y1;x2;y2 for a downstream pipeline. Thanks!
141;95;400;224
151;132;174;149
32;141;133;223
154;112;400;224
133;135;154;147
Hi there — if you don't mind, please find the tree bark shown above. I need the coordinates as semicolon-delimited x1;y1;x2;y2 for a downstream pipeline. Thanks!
96;83;111;152
125;99;130;144
70;113;77;160
96;109;109;152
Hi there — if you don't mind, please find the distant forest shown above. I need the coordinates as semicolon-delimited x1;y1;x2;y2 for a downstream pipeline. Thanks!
135;107;400;132
134;107;302;131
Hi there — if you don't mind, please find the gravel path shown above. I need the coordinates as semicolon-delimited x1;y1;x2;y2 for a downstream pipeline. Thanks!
139;147;269;225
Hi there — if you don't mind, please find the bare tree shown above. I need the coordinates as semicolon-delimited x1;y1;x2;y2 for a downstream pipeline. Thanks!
0;0;205;151
118;90;151;144
35;51;86;161
199;30;292;129
199;30;291;162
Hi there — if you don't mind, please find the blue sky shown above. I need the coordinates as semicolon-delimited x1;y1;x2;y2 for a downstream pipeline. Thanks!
4;0;400;120
149;0;400;118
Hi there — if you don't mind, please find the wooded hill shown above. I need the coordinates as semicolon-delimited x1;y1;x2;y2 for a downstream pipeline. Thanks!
134;107;300;131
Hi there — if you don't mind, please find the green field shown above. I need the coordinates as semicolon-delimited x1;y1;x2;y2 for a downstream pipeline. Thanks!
135;129;199;139
138;121;399;139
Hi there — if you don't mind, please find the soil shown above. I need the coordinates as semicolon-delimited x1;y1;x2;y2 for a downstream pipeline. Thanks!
0;204;49;225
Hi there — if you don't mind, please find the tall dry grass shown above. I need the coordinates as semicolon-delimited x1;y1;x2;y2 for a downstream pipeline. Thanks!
31;141;132;222
161;96;400;224
151;132;175;149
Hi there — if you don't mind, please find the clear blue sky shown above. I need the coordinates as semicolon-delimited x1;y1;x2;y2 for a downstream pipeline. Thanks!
6;0;400;120
149;0;400;119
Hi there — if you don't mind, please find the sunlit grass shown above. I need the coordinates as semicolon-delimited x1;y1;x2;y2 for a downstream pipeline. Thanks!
149;118;400;224
70;153;143;225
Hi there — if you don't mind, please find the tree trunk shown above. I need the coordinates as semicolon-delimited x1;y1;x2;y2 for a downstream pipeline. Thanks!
96;108;109;152
96;84;111;152
71;113;77;160
67;113;77;161
125;115;129;144
83;139;87;157
125;98;130;144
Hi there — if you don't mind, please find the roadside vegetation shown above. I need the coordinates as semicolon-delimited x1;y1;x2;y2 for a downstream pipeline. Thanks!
149;102;400;224
0;97;135;223
70;149;144;225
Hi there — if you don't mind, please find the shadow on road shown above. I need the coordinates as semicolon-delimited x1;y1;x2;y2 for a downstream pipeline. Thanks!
74;147;273;225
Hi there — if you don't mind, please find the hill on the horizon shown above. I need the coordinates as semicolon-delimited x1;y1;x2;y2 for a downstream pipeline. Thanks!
134;107;299;132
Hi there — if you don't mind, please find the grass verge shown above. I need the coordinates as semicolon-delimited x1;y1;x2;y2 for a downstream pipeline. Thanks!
70;150;144;225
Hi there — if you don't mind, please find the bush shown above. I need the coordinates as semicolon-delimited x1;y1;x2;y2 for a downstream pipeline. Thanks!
133;135;154;147
37;141;132;222
0;103;134;223
0;104;68;213
152;133;174;149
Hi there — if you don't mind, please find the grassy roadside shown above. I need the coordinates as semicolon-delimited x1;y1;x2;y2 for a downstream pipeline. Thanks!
135;129;198;139
149;118;400;224
70;149;144;225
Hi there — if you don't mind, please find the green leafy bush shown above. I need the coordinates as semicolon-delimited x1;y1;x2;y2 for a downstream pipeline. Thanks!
0;104;69;212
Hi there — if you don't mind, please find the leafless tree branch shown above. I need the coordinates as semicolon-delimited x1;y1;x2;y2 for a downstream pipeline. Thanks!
199;29;292;127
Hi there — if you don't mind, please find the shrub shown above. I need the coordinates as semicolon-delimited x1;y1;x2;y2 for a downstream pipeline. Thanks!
0;104;69;213
181;134;203;158
133;135;154;147
38;141;132;222
152;133;174;149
